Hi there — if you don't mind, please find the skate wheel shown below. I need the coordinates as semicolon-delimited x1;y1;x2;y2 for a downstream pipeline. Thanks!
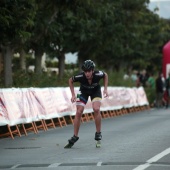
96;141;101;148
64;143;73;149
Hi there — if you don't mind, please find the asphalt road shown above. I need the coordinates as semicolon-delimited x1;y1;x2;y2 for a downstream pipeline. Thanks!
0;108;170;170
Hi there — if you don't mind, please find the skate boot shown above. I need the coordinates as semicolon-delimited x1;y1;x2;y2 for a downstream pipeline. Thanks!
64;135;79;148
95;132;102;148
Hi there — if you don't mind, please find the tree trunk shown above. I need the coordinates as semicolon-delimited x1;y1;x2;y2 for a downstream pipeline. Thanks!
0;52;3;74
2;46;13;87
58;52;65;79
34;50;43;75
20;49;26;72
78;56;83;72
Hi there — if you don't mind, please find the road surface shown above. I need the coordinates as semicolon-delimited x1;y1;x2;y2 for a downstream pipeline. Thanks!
0;108;170;170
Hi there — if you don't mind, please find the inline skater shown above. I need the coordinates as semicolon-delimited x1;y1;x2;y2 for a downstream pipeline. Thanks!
64;59;108;148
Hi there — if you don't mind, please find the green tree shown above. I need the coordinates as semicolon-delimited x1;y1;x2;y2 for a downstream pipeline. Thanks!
0;0;36;87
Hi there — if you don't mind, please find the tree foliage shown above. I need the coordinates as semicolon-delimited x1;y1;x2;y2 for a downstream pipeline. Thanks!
0;0;36;87
0;0;170;87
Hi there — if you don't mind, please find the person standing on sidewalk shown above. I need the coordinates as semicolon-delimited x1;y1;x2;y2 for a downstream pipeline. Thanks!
155;72;164;108
165;72;170;108
65;59;108;148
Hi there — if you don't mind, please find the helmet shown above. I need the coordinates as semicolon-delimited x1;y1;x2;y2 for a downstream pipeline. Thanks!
82;60;95;71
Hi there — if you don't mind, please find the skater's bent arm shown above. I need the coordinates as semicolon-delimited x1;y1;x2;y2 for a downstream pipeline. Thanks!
103;72;108;98
69;77;76;102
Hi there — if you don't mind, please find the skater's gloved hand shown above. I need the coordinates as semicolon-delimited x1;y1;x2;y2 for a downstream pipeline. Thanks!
71;95;76;103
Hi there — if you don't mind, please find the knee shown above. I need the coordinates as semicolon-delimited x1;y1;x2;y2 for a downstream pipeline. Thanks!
76;110;83;119
93;107;100;114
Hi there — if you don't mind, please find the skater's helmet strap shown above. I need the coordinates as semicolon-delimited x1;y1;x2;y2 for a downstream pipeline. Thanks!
82;60;95;71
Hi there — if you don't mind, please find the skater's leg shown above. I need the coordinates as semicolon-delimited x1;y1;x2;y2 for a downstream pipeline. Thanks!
64;95;87;148
92;101;101;133
64;106;83;148
73;105;84;136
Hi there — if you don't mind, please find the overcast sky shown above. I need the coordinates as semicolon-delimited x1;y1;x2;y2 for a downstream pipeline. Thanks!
148;0;170;19
65;52;78;64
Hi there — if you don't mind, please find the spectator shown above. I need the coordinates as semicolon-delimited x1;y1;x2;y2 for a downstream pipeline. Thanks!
139;69;149;87
161;73;167;107
165;72;170;108
147;73;155;89
161;73;166;91
136;72;141;87
123;73;129;80
131;70;138;82
155;72;164;108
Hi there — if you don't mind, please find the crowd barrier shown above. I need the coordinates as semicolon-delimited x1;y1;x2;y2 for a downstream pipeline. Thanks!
0;86;149;139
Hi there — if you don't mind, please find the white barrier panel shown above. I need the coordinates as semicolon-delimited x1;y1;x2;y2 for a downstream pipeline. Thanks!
100;87;148;111
0;87;149;126
0;88;28;126
101;87;130;111
135;87;149;106
30;88;59;119
49;87;75;117
0;97;8;126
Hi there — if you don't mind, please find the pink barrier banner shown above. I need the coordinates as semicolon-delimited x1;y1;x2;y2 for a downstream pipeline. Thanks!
15;88;39;123
29;88;59;119
101;87;130;110
135;87;149;106
0;97;8;126
0;88;27;126
126;88;138;107
49;88;75;116
0;87;149;126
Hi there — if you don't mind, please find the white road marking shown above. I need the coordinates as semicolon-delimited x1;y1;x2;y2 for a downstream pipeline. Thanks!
48;163;61;167
147;148;170;163
133;163;150;170
73;157;97;160
133;147;170;170
97;162;102;166
11;164;21;169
